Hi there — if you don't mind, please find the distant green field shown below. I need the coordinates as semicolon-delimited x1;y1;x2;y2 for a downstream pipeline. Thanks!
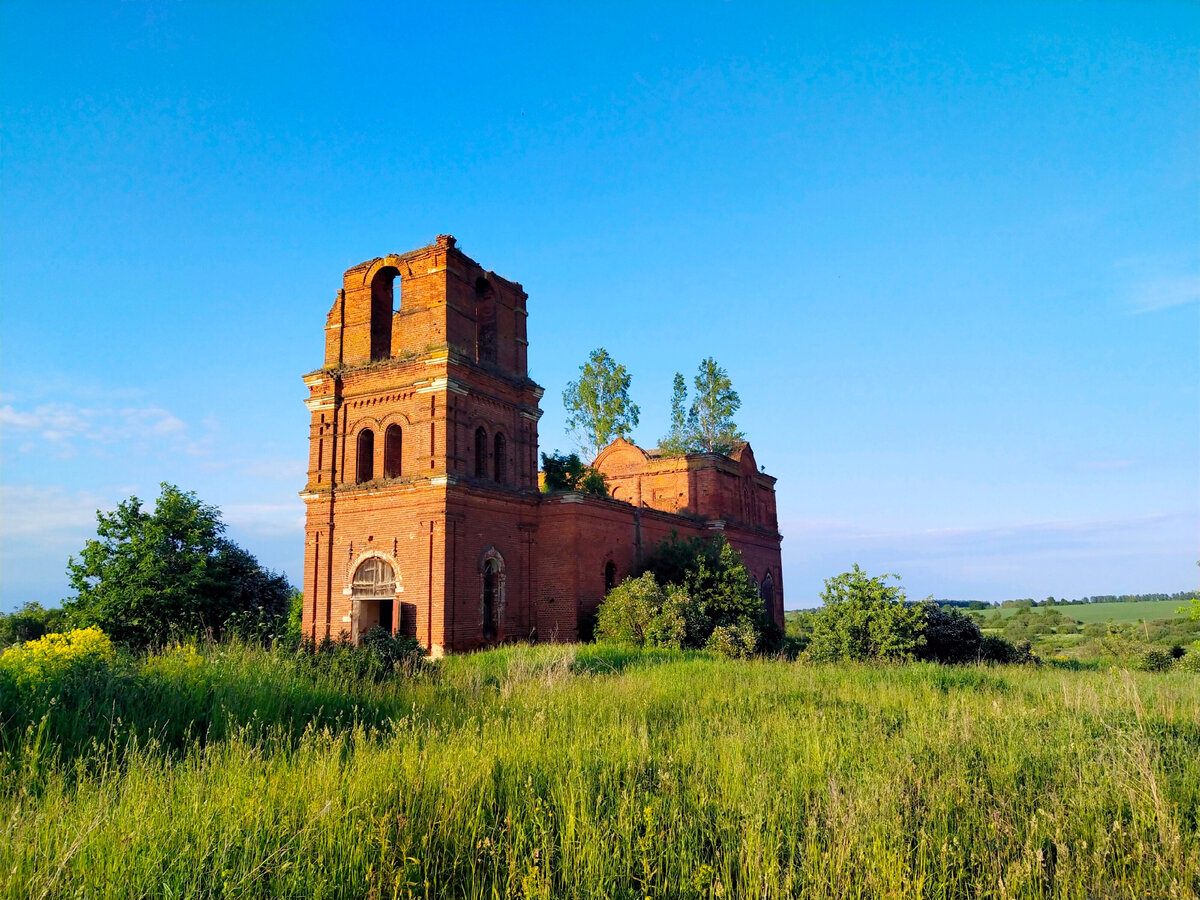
983;599;1190;624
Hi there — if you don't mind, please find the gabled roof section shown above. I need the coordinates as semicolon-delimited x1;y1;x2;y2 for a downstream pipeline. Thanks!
731;441;757;474
592;436;649;470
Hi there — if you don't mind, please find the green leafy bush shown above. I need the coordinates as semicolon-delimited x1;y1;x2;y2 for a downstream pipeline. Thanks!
540;452;608;495
979;634;1034;664
597;535;764;652
358;627;425;675
0;602;67;650
705;622;758;658
1136;647;1174;672
917;603;982;663
805;566;926;662
639;533;763;648
298;631;427;682
595;574;687;649
1174;649;1200;673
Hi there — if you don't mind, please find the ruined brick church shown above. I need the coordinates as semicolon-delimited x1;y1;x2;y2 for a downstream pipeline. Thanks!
300;236;783;654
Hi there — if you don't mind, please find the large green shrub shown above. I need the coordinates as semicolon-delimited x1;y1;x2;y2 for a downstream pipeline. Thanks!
639;533;763;648
595;574;688;649
917;603;982;663
597;535;763;652
1136;647;1174;672
1175;648;1200;673
805;566;926;662
64;484;293;649
357;627;425;676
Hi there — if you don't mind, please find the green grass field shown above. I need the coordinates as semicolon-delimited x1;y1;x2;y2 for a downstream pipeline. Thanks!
978;599;1189;624
2;641;1199;899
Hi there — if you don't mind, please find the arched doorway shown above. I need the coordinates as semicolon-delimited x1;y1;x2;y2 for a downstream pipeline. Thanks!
351;556;396;640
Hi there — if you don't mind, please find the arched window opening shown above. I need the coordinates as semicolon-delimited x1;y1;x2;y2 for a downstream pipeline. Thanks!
481;554;503;641
760;572;775;615
356;429;375;483
370;267;399;362
493;432;506;484
604;560;617;593
352;556;396;636
474;427;488;478
384;424;402;479
475;277;497;365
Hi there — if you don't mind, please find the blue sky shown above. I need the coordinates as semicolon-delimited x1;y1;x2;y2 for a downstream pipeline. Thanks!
2;1;1196;610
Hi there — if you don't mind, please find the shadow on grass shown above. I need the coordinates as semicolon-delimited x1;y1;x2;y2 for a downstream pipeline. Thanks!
0;642;432;775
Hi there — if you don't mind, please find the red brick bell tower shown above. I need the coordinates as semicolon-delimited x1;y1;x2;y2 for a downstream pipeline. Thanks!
300;236;544;654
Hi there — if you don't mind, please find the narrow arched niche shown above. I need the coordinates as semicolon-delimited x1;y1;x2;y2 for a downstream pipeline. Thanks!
493;432;506;484
480;549;504;642
760;572;775;616
474;427;488;478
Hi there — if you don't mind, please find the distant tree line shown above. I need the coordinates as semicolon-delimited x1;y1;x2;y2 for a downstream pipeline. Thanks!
923;592;1198;613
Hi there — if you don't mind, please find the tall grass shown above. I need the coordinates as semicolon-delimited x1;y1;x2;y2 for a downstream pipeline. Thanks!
1;641;1198;898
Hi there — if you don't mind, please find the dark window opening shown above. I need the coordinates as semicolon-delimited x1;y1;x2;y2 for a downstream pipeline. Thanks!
760;572;775;614
474;427;488;478
482;559;499;641
370;267;399;361
475;277;497;365
604;560;617;593
384;424;402;478
493;432;506;483
356;429;375;483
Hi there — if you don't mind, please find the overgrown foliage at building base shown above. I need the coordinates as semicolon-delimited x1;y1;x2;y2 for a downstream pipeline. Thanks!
596;534;768;654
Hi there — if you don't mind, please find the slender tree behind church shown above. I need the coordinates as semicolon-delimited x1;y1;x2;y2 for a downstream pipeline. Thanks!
562;348;641;461
659;357;744;456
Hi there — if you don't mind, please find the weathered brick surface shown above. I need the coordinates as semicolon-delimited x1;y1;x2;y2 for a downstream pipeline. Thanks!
301;237;785;654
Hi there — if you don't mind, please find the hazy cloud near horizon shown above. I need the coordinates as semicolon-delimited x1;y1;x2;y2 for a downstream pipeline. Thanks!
780;513;1195;607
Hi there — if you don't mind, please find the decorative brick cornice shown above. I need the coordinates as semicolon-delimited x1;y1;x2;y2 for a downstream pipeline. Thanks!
418;376;470;396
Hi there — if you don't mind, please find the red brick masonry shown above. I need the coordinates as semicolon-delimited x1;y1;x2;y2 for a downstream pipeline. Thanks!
301;236;784;654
